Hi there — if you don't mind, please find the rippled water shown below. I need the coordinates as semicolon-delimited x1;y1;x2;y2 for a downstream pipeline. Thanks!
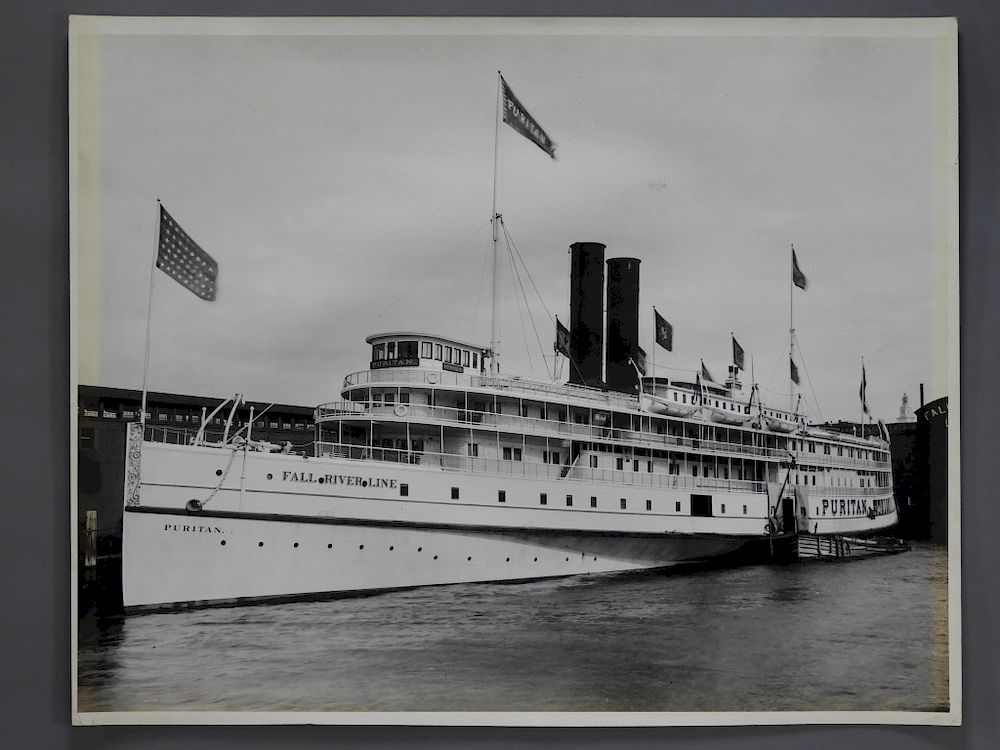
77;543;950;714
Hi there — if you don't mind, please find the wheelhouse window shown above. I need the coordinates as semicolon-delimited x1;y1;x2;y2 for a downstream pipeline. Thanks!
434;344;443;360
420;342;433;358
372;343;386;361
472;352;479;369
462;350;471;367
444;346;453;363
398;340;418;358
386;341;396;359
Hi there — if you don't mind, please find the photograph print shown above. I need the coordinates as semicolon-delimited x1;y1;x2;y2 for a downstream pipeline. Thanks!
71;16;959;724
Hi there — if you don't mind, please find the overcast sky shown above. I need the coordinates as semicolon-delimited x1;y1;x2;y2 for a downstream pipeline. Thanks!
73;17;957;422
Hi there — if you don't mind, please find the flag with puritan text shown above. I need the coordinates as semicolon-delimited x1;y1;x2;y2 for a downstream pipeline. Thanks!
654;309;673;351
156;205;218;301
501;76;557;159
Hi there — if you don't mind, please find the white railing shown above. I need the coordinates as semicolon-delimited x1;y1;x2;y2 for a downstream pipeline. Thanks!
314;440;767;495
316;400;791;463
342;368;638;409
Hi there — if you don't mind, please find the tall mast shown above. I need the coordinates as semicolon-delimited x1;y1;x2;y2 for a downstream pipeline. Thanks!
489;71;503;375
789;243;795;413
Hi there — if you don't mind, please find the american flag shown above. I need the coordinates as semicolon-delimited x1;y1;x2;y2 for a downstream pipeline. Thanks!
156;205;218;301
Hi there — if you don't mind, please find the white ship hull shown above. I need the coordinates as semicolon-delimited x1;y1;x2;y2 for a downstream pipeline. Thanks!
121;428;898;611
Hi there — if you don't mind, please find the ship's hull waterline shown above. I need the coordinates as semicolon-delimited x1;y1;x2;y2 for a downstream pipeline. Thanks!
121;508;749;612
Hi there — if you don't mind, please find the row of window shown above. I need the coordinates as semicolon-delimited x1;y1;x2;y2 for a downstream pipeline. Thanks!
399;483;748;516
80;407;310;429
372;340;481;370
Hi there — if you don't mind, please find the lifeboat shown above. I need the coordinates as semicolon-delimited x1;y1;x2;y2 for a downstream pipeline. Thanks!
640;392;701;417
704;405;753;426
764;414;800;433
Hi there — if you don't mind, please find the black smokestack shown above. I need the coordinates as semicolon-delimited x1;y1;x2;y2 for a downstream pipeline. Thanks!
568;242;606;387
605;257;641;394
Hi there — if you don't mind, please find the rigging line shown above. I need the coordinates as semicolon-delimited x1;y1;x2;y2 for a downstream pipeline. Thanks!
792;331;825;423
501;220;557;325
470;231;492;344
507;242;536;375
366;218;492;328
503;224;552;377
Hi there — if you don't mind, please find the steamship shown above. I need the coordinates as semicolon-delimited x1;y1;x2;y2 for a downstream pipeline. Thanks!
121;241;897;612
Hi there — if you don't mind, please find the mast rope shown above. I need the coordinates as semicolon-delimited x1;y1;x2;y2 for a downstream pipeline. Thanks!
791;331;825;423
366;218;491;328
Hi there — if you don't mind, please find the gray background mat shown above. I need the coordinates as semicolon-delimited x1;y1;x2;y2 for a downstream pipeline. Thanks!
4;0;996;747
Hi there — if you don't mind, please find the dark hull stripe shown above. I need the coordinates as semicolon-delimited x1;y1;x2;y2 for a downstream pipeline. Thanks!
125;505;776;542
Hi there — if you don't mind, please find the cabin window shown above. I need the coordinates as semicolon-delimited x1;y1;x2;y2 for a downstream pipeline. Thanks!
675;501;681;512
691;465;698;477
400;484;409;497
646;500;652;511
590;455;599;468
498;490;506;503
591;496;597;508
462;350;471;367
467;443;479;457
721;504;726;514
620;498;627;510
421;342;432;358
616;457;624;471
743;505;747;515
682;394;687;403
451;487;460;499
633;459;640;472
412;439;424;452
540;493;547;505
566;495;573;507
472;352;478;369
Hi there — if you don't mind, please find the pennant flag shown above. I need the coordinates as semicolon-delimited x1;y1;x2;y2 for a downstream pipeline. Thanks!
792;248;808;291
634;346;647;376
860;363;871;416
701;360;715;384
554;317;571;358
157;205;218;301
732;336;745;370
790;357;800;385
501;76;557;159
654;309;673;351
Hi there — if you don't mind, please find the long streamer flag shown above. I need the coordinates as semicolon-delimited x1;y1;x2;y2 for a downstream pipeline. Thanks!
157;205;218;301
732;336;745;370
501;76;557;159
792;247;808;291
654;309;673;351
860;362;871;416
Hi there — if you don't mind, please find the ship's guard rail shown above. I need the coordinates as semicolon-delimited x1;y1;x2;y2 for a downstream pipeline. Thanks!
343;368;638;409
314;440;767;494
316;401;888;469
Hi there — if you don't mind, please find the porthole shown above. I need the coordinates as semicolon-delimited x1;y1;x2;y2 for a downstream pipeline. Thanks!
293;542;299;548
389;545;394;551
565;557;569;562
433;555;438;560
506;557;510;562
417;547;423;552
327;543;333;549
359;544;364;550
467;556;472;561
533;557;538;562
258;542;263;547
215;469;223;476
266;473;273;480
220;540;226;546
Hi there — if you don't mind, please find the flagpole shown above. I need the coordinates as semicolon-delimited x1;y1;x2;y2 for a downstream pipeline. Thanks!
789;244;794;413
489;70;502;375
139;199;162;429
652;306;657;388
